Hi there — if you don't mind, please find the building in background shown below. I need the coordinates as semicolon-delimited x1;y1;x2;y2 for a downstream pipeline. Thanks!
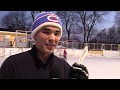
0;29;30;48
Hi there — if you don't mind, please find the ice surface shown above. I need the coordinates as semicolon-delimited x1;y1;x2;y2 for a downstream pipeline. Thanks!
66;56;120;79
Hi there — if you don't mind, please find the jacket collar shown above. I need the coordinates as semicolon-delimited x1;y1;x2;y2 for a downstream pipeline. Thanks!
29;45;54;68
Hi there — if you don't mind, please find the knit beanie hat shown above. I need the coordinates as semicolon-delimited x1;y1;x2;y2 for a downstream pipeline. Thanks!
31;12;62;40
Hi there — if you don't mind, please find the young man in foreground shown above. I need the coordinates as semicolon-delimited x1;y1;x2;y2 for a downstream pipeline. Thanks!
0;12;89;79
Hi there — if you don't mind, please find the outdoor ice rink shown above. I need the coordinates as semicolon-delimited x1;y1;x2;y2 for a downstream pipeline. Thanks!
67;56;120;79
0;55;120;79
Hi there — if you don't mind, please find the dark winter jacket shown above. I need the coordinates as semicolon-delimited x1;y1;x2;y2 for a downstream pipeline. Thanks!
0;45;71;79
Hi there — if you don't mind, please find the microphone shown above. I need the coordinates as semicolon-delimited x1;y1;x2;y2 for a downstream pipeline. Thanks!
49;67;62;79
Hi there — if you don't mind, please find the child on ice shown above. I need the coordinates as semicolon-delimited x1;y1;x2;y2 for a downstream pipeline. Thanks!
63;48;67;60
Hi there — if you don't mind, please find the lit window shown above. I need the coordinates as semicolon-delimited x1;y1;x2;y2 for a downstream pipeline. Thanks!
20;38;26;43
0;36;4;41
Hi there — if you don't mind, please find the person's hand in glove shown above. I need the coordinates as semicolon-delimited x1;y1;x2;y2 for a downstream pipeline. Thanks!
70;62;89;79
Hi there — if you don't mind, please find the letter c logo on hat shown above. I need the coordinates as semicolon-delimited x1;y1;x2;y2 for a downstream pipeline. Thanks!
47;15;59;23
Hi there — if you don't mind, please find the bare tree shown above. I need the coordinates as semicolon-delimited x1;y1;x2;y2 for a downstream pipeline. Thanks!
114;11;120;43
98;29;108;43
114;11;120;26
76;11;109;43
89;28;99;42
1;11;32;31
56;11;80;40
107;26;119;44
31;11;35;22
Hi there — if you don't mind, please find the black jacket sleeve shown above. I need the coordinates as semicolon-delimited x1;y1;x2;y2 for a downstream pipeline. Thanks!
0;57;14;79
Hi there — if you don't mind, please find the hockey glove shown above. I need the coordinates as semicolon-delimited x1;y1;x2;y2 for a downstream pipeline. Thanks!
70;62;89;79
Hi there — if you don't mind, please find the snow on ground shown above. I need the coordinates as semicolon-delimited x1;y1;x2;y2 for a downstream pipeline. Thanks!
0;57;7;67
0;55;120;79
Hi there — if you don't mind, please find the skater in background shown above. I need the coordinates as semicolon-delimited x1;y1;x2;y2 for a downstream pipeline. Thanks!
9;41;13;47
0;12;89;79
63;48;67;60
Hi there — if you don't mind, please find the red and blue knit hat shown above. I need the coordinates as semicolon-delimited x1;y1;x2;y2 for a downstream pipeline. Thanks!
31;12;62;39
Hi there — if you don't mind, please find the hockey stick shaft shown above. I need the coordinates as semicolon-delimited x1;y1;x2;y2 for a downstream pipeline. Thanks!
77;45;88;64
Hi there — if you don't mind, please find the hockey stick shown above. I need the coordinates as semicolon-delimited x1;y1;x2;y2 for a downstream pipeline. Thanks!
77;45;88;64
